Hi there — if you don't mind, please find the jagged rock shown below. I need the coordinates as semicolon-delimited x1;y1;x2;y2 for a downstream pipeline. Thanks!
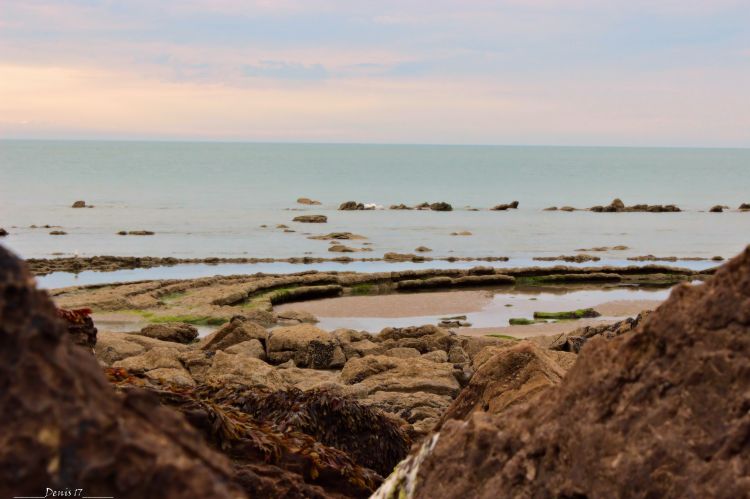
113;346;184;372
143;367;196;387
205;351;289;390
447;345;469;364
341;355;461;436
95;331;189;366
225;339;266;360
376;325;454;354
421;350;449;363
389;203;413;210
200;317;268;352
343;339;385;359
137;322;198;344
549;311;651;353
267;324;344;369
384;347;421;358
387;246;750;499
0;246;244;498
71;200;86;208
57;307;97;349
439;342;571;424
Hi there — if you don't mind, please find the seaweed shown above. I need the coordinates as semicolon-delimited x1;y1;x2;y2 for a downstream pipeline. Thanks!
533;308;601;320
104;370;400;497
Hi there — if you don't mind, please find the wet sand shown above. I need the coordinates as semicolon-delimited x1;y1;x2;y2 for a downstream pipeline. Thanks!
275;290;494;318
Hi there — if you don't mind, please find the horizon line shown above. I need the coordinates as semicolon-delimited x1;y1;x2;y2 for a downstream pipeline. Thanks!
2;137;748;151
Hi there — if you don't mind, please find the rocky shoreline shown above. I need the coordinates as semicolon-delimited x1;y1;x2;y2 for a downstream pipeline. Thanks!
2;244;749;497
26;253;722;277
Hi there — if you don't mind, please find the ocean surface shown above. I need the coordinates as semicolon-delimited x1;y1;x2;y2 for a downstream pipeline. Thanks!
2;140;749;267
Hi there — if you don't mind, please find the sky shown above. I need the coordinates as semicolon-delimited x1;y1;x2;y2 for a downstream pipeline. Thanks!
1;0;749;146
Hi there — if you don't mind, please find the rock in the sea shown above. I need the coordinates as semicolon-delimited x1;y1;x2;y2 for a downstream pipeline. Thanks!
292;214;327;223
0;246;244;498
381;246;750;499
71;200;87;208
308;231;366;240
0;228;7;236
415;246;432;252
137;322;198;344
339;201;366;210
429;202;453;211
490;201;519;210
117;230;155;235
590;198;681;213
533;254;600;263
296;197;321;205
383;252;423;262
389;203;413;210
49;230;67;235
709;204;724;213
740;203;750;210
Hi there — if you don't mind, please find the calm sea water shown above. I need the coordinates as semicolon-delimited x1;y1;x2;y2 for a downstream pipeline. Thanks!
2;140;749;263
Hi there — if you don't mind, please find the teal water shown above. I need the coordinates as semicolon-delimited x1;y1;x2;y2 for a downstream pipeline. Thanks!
2;140;749;261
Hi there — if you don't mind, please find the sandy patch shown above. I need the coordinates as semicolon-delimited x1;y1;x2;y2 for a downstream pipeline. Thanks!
274;290;493;318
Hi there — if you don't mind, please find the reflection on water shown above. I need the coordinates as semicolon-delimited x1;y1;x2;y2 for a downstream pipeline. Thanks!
309;285;675;331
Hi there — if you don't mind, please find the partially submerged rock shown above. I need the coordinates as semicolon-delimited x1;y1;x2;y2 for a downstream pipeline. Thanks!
292;214;327;223
590;198;681;212
490;201;519;210
296;197;321;205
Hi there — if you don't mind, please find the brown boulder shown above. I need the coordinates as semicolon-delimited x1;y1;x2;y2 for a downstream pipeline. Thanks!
200;317;268;352
137;322;198;344
385;246;750;498
440;342;570;424
267;324;344;369
0;246;244;498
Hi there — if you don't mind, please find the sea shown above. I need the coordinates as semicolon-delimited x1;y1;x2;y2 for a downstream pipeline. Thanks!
2;140;749;287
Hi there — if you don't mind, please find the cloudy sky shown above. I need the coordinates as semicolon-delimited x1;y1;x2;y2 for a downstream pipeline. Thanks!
1;0;749;146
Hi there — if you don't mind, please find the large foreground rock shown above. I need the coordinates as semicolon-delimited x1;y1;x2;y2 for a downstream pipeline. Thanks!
0;246;244;498
379;246;750;498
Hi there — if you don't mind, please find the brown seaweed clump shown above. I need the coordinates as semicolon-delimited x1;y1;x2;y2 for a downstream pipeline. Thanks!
107;369;410;497
210;386;412;476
